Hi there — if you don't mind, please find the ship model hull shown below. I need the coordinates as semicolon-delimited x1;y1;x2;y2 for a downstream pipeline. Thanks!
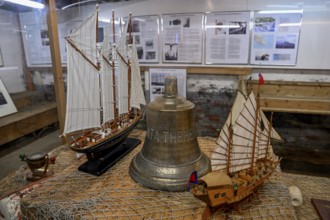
191;85;283;210
67;109;144;157
191;159;280;208
84;116;141;160
76;109;145;176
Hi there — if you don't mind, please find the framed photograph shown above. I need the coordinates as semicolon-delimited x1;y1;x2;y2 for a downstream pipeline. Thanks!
0;47;3;67
149;68;186;102
162;13;203;63
205;11;251;64
250;11;303;66
122;15;160;63
0;78;17;117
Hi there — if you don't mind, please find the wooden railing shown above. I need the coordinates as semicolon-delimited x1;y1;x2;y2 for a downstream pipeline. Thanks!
247;80;330;115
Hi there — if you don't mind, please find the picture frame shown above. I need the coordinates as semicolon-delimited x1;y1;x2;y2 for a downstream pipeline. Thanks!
0;78;17;117
0;47;3;67
250;11;303;66
161;13;203;64
149;68;187;102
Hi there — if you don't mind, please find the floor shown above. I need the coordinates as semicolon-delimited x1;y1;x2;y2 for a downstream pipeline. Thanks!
0;127;61;180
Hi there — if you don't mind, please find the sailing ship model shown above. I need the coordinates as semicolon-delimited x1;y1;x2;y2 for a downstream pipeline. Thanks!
63;8;146;174
190;75;282;209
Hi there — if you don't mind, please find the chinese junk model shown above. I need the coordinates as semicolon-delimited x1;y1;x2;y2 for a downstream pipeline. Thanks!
190;75;282;210
63;9;146;175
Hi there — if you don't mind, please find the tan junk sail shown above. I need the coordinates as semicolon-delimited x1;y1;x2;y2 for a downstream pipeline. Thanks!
260;111;282;141
211;91;246;171
211;92;261;173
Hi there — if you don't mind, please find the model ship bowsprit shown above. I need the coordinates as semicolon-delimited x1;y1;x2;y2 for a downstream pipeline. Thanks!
63;9;146;175
190;75;282;210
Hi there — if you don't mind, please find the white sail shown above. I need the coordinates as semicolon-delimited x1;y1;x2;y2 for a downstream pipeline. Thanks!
101;26;115;123
68;12;98;65
64;46;101;134
64;12;101;134
130;38;146;109
117;22;129;115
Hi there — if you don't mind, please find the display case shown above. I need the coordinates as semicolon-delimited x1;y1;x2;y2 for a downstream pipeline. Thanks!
0;0;329;219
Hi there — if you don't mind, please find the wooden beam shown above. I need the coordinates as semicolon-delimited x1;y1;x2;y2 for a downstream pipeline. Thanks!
45;0;66;137
260;97;330;115
248;80;330;87
247;80;330;114
248;80;330;99
140;66;252;75
187;67;252;75
0;102;58;145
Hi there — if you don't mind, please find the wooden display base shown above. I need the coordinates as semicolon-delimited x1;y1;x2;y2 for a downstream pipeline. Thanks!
311;198;330;220
78;138;141;176
26;170;54;181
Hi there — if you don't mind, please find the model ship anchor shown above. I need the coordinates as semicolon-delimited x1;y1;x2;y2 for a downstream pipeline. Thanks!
190;74;282;212
62;7;146;175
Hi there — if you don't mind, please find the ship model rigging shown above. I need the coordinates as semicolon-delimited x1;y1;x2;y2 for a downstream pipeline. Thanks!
63;8;146;175
190;74;282;211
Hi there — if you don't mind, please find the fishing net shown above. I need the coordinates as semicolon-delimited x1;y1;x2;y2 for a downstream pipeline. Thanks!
1;130;329;219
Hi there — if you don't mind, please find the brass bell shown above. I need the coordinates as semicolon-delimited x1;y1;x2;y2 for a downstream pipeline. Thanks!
129;76;210;191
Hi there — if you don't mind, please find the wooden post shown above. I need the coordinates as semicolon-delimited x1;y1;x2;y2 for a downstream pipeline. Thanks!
250;83;261;173
238;75;248;96
112;10;117;120
129;12;133;44
24;68;34;91
45;0;66;141
127;13;133;111
226;110;233;176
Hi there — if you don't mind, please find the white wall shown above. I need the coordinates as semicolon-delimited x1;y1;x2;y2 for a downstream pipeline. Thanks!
97;0;330;70
18;0;330;70
0;9;26;93
15;0;330;90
